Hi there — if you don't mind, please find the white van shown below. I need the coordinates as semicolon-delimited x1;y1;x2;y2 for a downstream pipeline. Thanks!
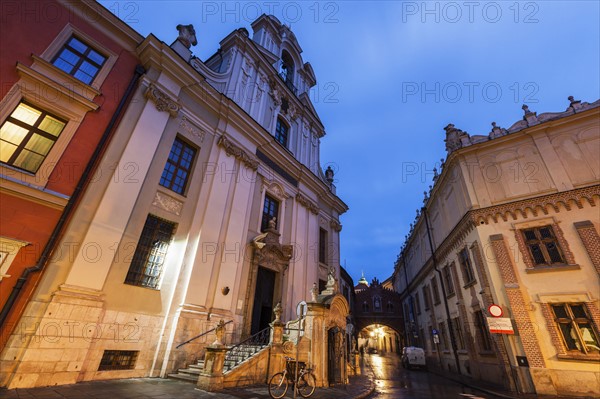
401;346;426;369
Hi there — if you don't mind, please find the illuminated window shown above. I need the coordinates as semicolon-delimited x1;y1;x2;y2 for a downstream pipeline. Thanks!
160;137;196;195
0;102;66;173
52;36;107;85
125;215;176;289
552;304;600;354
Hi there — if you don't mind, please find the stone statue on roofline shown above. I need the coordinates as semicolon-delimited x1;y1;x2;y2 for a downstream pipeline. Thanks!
176;24;198;49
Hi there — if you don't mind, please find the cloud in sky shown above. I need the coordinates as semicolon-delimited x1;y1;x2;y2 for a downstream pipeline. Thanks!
101;0;599;284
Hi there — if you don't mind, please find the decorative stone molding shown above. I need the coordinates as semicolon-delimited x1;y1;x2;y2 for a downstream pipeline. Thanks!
263;180;288;201
145;83;180;117
443;98;599;154
296;193;319;214
489;234;546;368
472;185;600;224
180;117;205;142
152;191;183;216
329;219;342;232
217;135;259;170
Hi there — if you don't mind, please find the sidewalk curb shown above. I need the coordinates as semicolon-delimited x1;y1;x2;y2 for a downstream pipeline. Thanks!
351;361;376;399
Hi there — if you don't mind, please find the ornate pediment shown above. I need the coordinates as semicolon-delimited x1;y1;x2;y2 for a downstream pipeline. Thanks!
252;224;293;272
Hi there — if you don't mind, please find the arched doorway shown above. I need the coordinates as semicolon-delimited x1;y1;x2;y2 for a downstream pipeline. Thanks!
327;326;344;385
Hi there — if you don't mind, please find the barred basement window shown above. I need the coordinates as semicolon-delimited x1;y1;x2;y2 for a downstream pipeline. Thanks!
98;350;138;371
52;36;107;85
522;225;566;266
0;102;66;173
125;215;176;289
160;137;197;195
552;303;600;354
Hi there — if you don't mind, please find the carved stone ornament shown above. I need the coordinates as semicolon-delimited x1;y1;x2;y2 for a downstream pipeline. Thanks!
296;193;319;214
273;302;282;323
330;219;342;232
145;84;180;117
176;24;198;49
217;135;259;170
444;123;470;153
152;191;183;215
180;117;205;142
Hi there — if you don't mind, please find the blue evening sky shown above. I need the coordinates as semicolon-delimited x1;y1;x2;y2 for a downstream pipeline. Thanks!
101;1;600;284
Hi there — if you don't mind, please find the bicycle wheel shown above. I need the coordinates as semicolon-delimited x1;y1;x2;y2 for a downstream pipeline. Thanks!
268;372;288;398
297;372;316;398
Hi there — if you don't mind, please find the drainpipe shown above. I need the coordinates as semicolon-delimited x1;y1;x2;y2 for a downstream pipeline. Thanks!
0;65;146;328
422;205;462;375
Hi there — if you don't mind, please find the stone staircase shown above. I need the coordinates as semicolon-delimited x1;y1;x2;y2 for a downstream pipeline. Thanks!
168;327;270;383
168;359;205;382
224;343;267;372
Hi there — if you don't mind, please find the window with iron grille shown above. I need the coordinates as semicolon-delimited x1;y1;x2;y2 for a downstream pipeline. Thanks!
125;215;176;289
261;194;279;232
439;321;449;350
159;137;197;195
451;317;466;350
522;225;566;266
52;36;107;85
552;303;600;354
98;350;138;371
319;228;327;264
275;118;288;147
443;264;455;296
459;248;476;285
474;310;493;352
431;276;441;304
0;102;66;173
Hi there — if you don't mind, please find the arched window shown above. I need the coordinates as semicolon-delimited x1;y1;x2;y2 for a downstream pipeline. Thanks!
275;117;289;147
373;296;382;312
279;50;296;93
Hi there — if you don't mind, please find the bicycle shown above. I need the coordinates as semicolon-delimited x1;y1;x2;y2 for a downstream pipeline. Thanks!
268;356;316;398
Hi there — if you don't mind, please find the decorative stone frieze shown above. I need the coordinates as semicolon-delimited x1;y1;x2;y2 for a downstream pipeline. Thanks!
296;193;319;214
180;117;205;142
145;83;180;117
152;191;183;215
217;135;259;170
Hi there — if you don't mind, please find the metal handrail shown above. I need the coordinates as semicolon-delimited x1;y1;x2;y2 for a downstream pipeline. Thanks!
227;326;270;354
175;320;233;349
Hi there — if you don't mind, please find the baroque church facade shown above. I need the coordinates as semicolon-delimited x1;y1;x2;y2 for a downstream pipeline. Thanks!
1;3;348;389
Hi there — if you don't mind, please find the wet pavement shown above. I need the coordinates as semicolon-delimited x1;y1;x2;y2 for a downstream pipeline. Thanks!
367;352;596;399
0;361;374;399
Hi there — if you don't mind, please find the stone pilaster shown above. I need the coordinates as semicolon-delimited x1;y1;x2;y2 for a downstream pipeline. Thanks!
489;235;546;369
574;220;600;276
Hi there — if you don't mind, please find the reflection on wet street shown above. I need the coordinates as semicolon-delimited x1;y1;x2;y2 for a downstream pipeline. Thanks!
367;353;490;399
